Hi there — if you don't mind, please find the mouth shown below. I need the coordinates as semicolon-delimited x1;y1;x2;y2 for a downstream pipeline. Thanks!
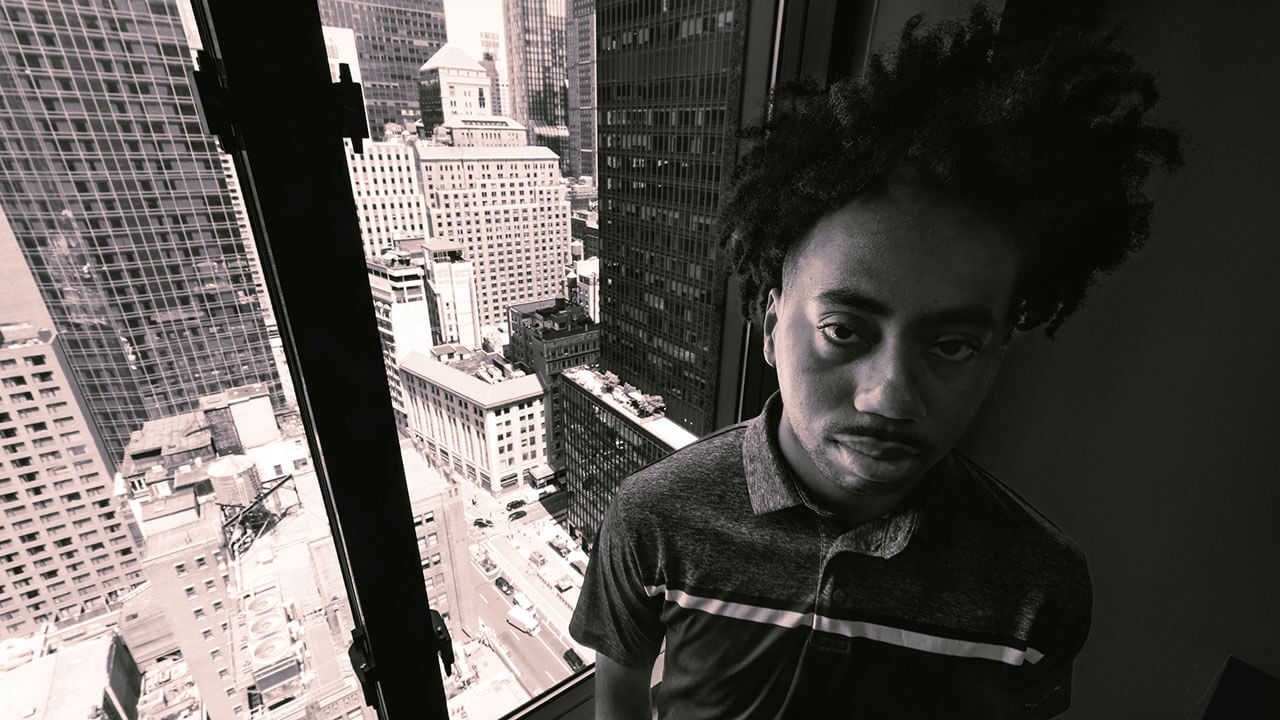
831;434;926;462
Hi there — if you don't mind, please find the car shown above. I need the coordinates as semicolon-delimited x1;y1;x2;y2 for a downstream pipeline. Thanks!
563;649;586;673
506;499;527;511
494;576;514;595
529;550;547;567
547;540;570;558
554;575;575;592
508;509;528;522
472;518;493;528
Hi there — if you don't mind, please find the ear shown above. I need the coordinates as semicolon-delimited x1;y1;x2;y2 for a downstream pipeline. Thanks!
762;288;782;369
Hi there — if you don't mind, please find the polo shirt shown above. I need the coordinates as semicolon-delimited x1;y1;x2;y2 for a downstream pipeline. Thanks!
568;393;1092;719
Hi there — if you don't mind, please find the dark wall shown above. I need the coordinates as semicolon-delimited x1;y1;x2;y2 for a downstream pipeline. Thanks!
960;1;1280;717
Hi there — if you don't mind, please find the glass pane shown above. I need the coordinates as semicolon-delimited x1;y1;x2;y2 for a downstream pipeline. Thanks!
0;2;369;719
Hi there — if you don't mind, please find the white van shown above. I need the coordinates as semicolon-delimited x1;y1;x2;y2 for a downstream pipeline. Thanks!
507;606;539;634
512;591;534;613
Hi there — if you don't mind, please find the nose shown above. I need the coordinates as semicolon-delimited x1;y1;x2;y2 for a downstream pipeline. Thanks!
852;342;926;421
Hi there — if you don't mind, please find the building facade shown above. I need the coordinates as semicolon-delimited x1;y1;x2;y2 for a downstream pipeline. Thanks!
367;250;432;428
417;145;572;333
505;299;600;471
418;44;494;133
559;365;694;548
344;139;429;258
401;346;546;494
0;324;142;639
0;0;286;462
567;0;598;180
596;1;746;436
316;0;448;137
502;0;571;168
423;239;482;350
440;116;528;148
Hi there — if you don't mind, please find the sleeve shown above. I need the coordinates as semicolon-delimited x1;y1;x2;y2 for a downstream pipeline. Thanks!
985;554;1094;719
568;485;666;668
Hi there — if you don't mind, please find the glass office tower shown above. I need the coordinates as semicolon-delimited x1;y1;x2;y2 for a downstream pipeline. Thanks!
503;0;571;169
0;0;283;461
596;1;745;435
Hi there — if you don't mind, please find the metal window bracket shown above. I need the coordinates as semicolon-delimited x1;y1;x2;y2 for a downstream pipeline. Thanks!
348;624;379;708
193;53;369;154
431;609;455;677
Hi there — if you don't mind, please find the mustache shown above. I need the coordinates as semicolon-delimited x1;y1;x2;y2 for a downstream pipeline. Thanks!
831;423;932;453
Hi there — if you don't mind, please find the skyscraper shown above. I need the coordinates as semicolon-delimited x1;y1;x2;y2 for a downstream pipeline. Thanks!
417;144;571;334
316;0;448;136
567;0;597;180
0;0;285;462
596;2;745;435
0;323;142;638
502;0;571;169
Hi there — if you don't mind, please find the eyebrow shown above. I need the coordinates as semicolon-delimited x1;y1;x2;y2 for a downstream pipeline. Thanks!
815;288;999;330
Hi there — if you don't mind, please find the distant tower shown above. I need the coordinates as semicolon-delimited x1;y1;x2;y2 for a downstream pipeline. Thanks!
567;0;597;180
316;0;448;136
417;144;571;336
418;44;495;134
502;0;571;171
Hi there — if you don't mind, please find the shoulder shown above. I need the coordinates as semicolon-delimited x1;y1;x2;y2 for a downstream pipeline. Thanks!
949;451;1088;571
946;453;1093;650
609;421;749;522
946;453;1092;627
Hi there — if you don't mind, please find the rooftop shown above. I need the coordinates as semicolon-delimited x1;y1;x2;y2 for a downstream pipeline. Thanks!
560;366;697;451
420;43;485;73
120;411;213;476
415;143;558;162
444;115;526;130
401;348;544;408
423;237;466;254
197;381;271;411
141;495;223;558
0;322;51;349
509;298;596;340
0;634;118;720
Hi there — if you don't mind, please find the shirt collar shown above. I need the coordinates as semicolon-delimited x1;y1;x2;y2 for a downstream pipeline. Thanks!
741;392;940;558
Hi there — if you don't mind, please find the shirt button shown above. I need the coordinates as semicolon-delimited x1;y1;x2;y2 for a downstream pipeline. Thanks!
832;588;848;604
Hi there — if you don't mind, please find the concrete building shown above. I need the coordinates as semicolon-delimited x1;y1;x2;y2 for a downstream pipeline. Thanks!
0;323;142;639
0;0;286;461
368;249;433;428
417;144;572;333
344;139;430;258
419;44;494;133
423;239;482;350
571;209;600;259
401;346;547;494
136;495;239;719
124;387;363;720
574;257;601;323
440;116;528;148
0;631;142;720
597;1;745;435
559;365;695;548
505;299;600;472
567;0;598;181
503;0;571;168
316;0;448;136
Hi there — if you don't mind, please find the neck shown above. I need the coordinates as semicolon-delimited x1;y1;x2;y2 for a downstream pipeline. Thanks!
777;411;924;528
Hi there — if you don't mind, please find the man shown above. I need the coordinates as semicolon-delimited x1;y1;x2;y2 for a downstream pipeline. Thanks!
569;5;1182;718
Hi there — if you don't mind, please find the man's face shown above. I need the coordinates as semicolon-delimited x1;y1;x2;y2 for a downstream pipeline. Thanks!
763;187;1021;503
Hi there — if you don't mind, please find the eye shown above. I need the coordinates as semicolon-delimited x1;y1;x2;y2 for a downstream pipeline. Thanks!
927;338;982;362
818;322;862;346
